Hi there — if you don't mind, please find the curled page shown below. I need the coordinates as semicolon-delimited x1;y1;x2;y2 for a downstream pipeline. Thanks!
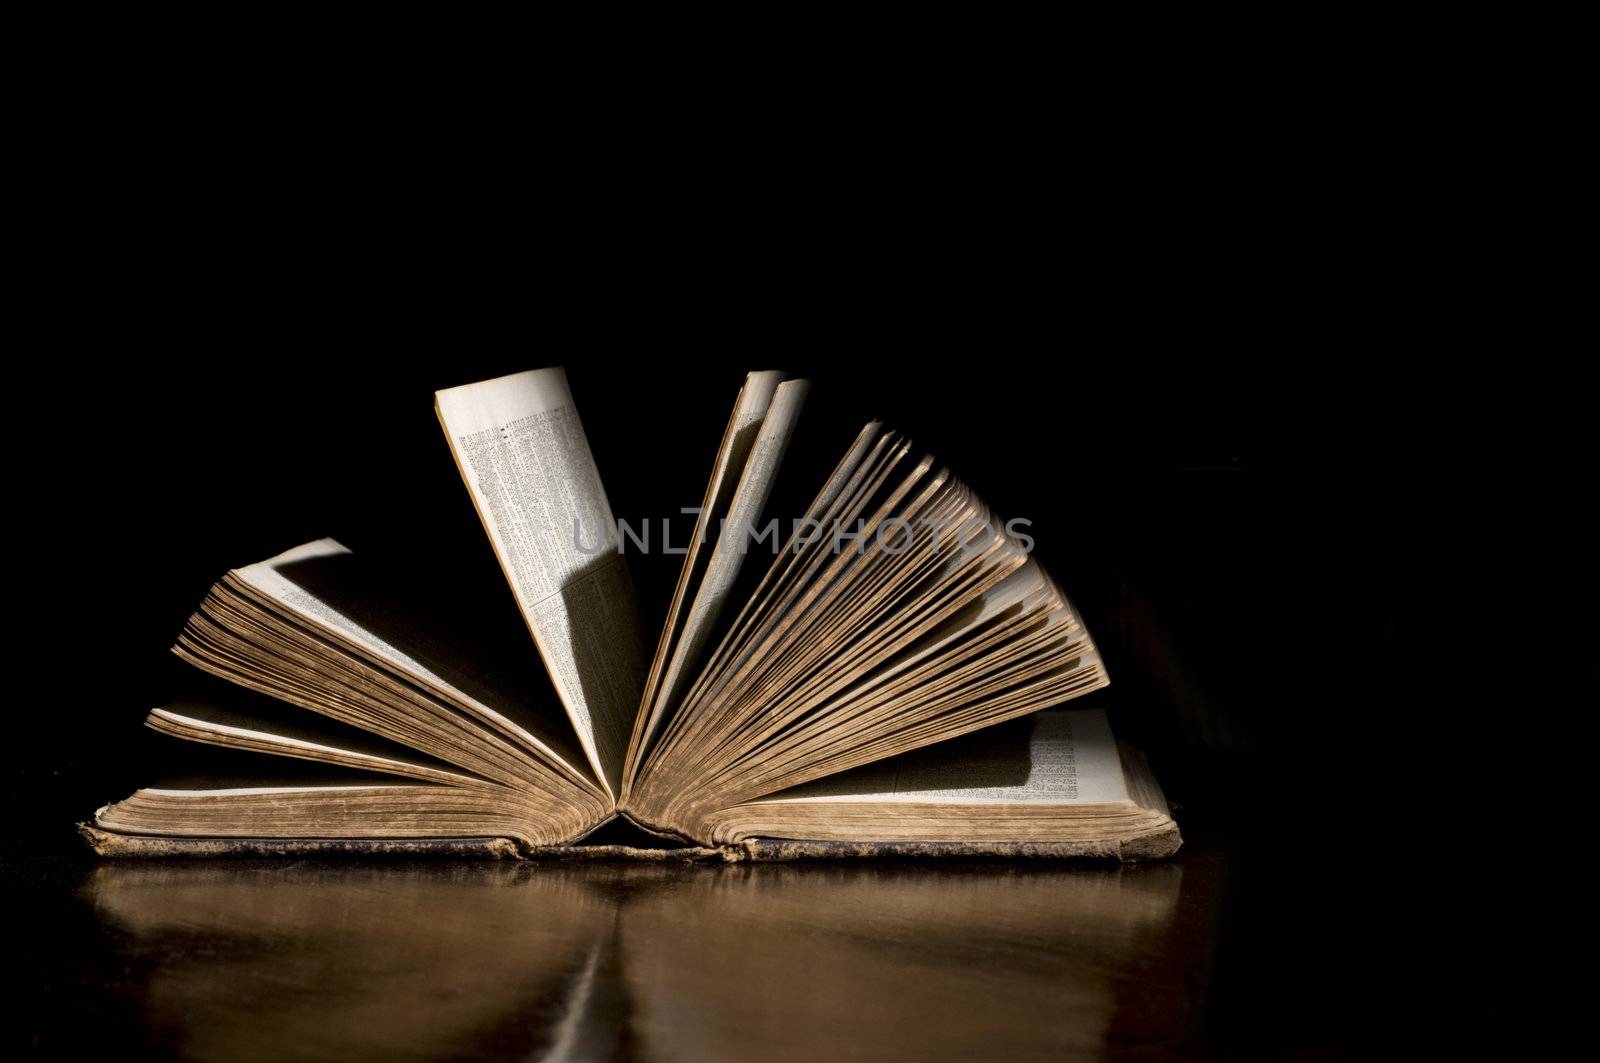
630;374;808;775
436;368;646;798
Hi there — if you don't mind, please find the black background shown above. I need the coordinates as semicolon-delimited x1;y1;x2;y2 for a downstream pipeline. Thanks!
4;32;1590;1054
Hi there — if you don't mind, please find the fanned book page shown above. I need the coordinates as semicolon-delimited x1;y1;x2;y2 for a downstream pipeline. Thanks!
696;709;1175;848
89;368;1179;861
436;368;648;799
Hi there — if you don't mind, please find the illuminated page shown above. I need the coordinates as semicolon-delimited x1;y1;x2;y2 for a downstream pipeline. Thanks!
436;368;646;798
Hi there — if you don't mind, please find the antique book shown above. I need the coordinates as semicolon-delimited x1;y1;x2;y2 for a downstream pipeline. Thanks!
85;369;1179;861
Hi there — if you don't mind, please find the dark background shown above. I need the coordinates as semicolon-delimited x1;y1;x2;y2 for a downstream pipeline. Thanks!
4;27;1589;1054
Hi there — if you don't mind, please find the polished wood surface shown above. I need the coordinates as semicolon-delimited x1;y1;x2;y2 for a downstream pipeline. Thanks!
14;842;1235;1061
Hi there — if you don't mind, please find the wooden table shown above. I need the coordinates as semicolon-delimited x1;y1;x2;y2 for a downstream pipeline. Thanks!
5;829;1468;1060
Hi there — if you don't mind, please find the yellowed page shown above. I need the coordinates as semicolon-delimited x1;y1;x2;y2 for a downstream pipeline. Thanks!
436;368;646;798
748;709;1131;805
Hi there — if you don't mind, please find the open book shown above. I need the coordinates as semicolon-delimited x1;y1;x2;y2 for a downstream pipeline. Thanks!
84;369;1179;860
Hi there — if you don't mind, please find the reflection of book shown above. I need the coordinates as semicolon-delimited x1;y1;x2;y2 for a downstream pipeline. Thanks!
618;864;1191;1060
85;369;1178;860
82;862;621;1060
83;859;1190;1059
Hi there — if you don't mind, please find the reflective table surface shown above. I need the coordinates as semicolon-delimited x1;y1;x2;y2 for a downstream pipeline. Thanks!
8;830;1467;1060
